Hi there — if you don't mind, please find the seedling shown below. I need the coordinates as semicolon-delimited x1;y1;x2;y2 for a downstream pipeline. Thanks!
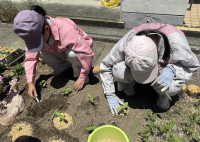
61;88;71;96
117;102;128;115
55;111;68;123
48;109;58;122
87;93;94;105
86;126;97;132
16;125;22;131
39;80;46;88
48;110;68;123
12;63;25;79
55;111;65;120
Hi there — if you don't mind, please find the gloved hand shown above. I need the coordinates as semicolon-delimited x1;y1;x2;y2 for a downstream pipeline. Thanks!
151;64;176;93
106;93;124;114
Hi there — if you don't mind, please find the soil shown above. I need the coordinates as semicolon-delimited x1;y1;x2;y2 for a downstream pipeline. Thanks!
0;60;200;142
9;122;33;141
53;113;73;130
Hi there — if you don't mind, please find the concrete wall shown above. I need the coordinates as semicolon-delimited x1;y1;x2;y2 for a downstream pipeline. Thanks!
120;0;189;28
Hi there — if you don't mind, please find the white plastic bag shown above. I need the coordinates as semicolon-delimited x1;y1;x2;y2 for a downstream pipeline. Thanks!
0;79;25;126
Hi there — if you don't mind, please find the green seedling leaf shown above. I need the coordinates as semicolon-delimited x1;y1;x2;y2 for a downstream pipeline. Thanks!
87;93;94;104
117;102;128;113
16;125;22;131
117;105;123;112
86;126;97;131
123;102;128;108
61;88;71;95
55;111;65;120
39;80;46;88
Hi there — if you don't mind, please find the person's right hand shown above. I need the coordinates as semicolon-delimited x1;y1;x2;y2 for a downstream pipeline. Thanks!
28;82;37;99
106;93;124;114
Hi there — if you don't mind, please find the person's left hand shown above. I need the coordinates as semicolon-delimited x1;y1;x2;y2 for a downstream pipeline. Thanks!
151;64;176;92
74;79;84;91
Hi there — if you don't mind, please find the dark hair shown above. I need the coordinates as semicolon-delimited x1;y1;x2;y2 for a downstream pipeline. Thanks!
31;5;46;16
31;5;48;35
136;30;170;65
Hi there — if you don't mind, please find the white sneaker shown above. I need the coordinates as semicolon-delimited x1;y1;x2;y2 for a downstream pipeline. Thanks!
156;94;170;110
117;81;135;97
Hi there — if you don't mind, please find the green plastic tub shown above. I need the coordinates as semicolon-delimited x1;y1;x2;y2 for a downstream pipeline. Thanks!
87;125;129;142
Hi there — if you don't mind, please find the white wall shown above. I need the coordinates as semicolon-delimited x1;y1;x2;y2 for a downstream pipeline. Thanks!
121;0;189;28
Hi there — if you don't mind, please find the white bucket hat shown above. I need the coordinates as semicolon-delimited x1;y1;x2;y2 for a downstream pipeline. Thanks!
124;35;158;84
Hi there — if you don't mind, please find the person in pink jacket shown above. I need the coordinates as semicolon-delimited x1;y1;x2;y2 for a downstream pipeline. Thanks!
13;5;94;99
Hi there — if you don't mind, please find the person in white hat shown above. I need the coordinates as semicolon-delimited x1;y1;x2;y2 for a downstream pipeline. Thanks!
100;23;200;114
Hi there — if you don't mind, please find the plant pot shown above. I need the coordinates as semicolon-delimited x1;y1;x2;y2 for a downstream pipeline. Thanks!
87;125;129;142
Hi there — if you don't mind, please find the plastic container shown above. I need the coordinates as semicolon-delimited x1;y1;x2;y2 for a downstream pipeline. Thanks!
101;0;120;8
87;125;129;142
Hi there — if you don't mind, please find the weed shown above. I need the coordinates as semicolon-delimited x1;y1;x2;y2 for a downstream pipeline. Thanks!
39;80;46;88
117;102;128;115
147;110;157;121
61;88;71;96
164;133;183;142
48;109;58;122
12;63;25;79
87;93;94;105
193;133;200;141
129;116;137;142
174;104;183;115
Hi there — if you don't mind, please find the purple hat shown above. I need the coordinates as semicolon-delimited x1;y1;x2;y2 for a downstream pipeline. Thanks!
13;10;43;52
124;35;158;84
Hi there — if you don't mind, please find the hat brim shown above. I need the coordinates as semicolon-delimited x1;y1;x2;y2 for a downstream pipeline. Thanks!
25;34;43;52
130;63;158;84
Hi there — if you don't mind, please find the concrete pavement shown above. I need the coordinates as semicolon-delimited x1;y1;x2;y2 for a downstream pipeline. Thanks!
0;0;200;87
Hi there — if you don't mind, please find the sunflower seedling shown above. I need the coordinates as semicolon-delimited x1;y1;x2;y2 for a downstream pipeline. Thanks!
16;125;22;131
55;111;68;123
86;126;98;134
61;88;71;96
117;102;128;115
48;109;58;122
87;93;94;105
39;80;46;88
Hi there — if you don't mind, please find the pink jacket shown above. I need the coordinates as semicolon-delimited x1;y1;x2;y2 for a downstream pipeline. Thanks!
24;16;94;83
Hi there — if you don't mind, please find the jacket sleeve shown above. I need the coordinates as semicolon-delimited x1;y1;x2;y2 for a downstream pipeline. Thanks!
24;50;39;83
167;33;200;80
100;30;136;94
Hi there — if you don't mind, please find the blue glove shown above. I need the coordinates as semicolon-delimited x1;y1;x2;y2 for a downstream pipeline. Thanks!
106;93;124;114
151;64;176;93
